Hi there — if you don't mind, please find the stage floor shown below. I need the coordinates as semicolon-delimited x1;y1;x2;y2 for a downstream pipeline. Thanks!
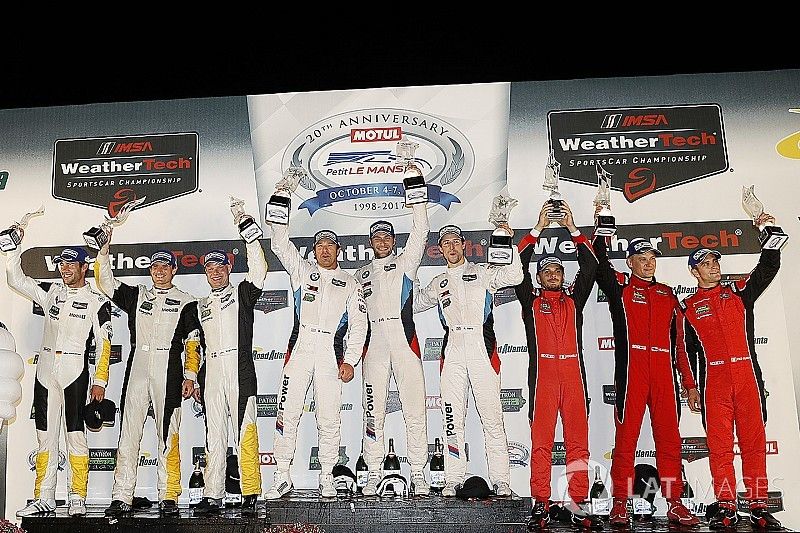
18;491;787;532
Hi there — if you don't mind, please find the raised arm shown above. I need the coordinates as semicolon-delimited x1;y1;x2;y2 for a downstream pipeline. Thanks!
5;246;48;308
488;245;523;292
734;215;781;303
270;223;305;287
244;239;269;290
93;244;139;313
398;202;430;277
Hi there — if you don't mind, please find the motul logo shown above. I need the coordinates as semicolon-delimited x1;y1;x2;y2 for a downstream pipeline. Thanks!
598;337;615;350
350;127;402;143
114;141;153;153
622;115;669;127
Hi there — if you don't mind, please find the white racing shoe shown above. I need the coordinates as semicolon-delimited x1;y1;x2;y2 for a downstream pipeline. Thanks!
361;471;381;496
410;471;430;496
68;497;86;516
16;498;56;517
263;470;293;500
319;473;337;498
442;481;459;497
494;481;512;497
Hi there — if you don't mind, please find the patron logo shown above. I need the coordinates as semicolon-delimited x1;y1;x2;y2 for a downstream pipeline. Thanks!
254;290;289;314
89;344;122;366
603;385;616;405
508;441;530;468
598;337;615;350
257;394;278;417
89;448;117;471
552;442;567;465
500;388;526;412
734;440;778;456
423;338;443;361
252;348;286;361
138;452;158;467
737;491;783;513
309;446;348;470
53;133;198;214
549;105;728;202
681;437;710;462
283;108;469;219
28;450;66;471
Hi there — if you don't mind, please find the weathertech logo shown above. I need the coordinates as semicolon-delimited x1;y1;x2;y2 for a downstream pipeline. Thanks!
549;105;728;202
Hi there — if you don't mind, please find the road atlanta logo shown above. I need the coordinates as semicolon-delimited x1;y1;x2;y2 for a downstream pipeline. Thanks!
282;109;474;218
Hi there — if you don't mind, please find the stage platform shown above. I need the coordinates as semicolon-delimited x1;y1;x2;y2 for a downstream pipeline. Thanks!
19;491;788;532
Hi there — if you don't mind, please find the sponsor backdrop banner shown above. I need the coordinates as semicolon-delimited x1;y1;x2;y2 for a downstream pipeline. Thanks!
0;73;799;528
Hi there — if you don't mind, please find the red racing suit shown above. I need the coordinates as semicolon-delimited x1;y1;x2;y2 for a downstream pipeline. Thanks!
515;229;597;504
593;238;696;500
680;248;779;503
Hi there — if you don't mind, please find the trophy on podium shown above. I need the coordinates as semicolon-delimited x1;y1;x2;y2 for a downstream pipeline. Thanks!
230;197;263;243
0;206;45;252
593;164;617;237
487;193;518;265
83;196;146;250
543;151;565;220
397;137;428;205
266;167;303;225
742;185;788;250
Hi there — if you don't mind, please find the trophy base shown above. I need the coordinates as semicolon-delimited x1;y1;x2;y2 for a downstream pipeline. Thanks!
238;218;263;243
266;196;291;225
594;215;616;237
488;233;513;265
83;227;108;250
760;226;788;250
0;227;22;252
403;175;428;205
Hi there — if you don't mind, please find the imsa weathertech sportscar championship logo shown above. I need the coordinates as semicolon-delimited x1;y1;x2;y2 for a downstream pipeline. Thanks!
282;109;472;218
548;105;728;202
53;133;198;214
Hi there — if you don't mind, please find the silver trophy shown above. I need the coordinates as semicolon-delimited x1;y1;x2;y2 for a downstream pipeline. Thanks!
230;196;263;243
487;193;518;265
543;151;565;220
742;185;788;250
83;196;146;250
266;167;303;224
593;164;617;237
397;137;427;205
0;205;45;252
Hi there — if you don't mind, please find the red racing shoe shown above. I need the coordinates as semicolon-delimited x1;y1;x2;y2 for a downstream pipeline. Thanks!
609;498;628;528
666;499;700;527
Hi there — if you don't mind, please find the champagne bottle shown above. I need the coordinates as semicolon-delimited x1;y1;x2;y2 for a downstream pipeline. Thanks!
590;466;608;499
356;446;369;491
382;438;401;476
430;438;445;491
189;461;204;507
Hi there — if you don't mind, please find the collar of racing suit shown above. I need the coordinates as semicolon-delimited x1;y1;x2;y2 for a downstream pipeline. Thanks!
629;274;657;288
697;283;722;293
210;284;233;298
371;252;397;267
446;260;468;273
541;289;565;299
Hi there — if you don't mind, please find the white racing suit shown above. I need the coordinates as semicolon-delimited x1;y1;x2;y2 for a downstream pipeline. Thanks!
6;248;112;501
94;255;194;505
270;224;367;476
172;240;267;499
354;204;429;473
415;252;522;486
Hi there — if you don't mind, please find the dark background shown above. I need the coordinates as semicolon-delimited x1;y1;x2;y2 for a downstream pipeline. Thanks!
2;40;798;109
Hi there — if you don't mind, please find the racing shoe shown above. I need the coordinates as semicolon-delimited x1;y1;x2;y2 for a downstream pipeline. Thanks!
567;501;603;530
749;504;782;530
105;499;133;516
442;481;459;497
494;481;512;497
158;499;178;516
609;498;629;528
410;471;430;496
319;473;337;498
263;470;293;500
666;499;699;527
362;471;381;496
16;498;56;517
193;497;223;515
241;494;258;515
527;500;551;530
68;497;86;517
709;502;739;529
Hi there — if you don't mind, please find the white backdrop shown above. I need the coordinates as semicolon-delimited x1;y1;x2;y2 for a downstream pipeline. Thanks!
0;73;798;528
